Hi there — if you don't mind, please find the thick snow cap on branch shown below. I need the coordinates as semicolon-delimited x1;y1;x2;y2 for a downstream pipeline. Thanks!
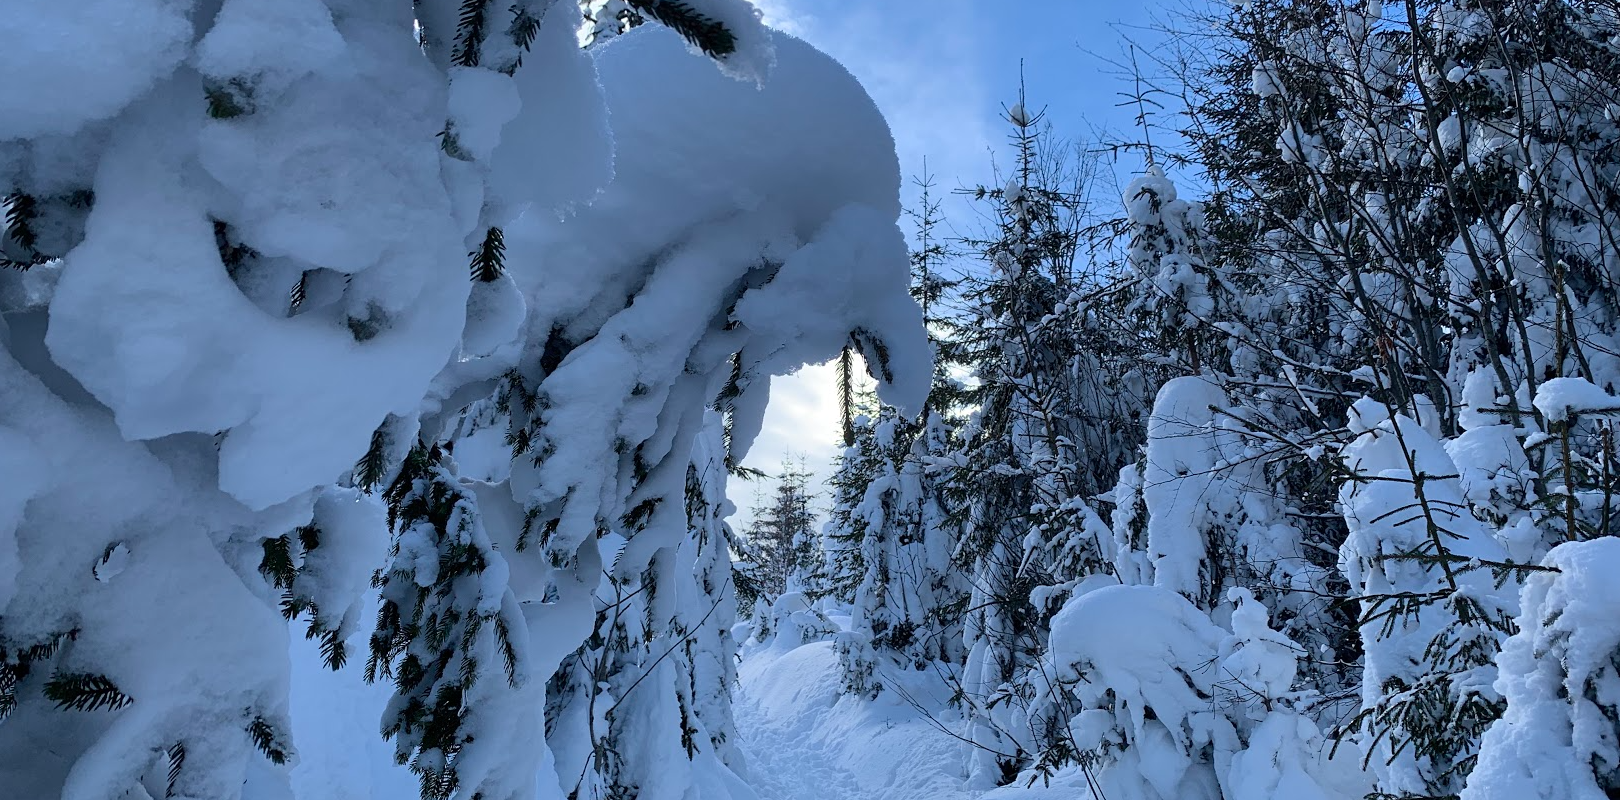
43;10;474;510
0;0;194;140
1049;585;1225;749
1533;376;1620;423
676;0;776;84
514;25;929;417
498;26;928;567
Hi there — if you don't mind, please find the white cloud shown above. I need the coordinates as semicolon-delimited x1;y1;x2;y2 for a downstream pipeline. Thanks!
734;362;844;529
748;0;808;36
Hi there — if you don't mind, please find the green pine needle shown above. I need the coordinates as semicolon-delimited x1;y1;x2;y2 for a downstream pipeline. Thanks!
43;672;132;712
627;0;738;58
470;226;505;282
248;716;289;765
167;742;185;796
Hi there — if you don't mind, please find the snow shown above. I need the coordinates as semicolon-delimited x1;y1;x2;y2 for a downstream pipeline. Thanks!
1338;403;1519;795
737;636;980;800
679;0;777;84
19;2;1612;800
47;32;470;510
3;1;936;796
287;633;417;800
1251;61;1280;98
1224;714;1333;800
0;0;193;140
0;424;43;610
732;589;1354;800
1464;538;1620;800
486;0;614;220
194;0;347;99
291;488;389;639
1533;376;1620;422
446;67;522;163
1143;376;1231;600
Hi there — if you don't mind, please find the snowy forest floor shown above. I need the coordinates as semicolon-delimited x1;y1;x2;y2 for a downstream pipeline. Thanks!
281;612;1092;800
735;640;976;800
733;625;1093;800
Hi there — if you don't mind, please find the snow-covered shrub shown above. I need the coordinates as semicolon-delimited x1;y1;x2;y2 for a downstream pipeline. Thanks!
1026;584;1335;800
1463;537;1620;800
1338;399;1518;797
756;592;836;648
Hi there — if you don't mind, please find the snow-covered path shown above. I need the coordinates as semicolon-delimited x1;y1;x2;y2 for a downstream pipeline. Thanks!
733;640;982;800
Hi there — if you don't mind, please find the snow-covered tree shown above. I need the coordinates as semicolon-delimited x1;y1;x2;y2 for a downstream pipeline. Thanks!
0;4;931;800
1337;399;1518;797
367;443;531;799
736;460;820;607
1026;583;1335;800
1464;537;1620;800
824;406;964;697
949;101;1100;786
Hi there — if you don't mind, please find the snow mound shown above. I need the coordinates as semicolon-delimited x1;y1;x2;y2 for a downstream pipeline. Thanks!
1464;538;1620;800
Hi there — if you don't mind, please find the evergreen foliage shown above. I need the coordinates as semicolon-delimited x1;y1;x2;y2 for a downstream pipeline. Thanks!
736;460;819;604
41;672;131;713
626;1;738;57
368;442;529;800
796;4;1620;798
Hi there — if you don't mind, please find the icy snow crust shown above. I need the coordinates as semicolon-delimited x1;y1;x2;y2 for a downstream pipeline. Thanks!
0;2;928;798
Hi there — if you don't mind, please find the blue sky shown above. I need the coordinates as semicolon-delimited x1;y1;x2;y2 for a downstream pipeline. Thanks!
756;0;1177;210
733;0;1182;520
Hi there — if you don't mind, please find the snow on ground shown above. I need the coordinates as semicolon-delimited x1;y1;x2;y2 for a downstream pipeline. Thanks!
734;629;1099;800
736;638;982;800
283;597;1096;800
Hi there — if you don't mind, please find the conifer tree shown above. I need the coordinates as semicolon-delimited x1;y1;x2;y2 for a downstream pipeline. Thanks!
0;4;930;800
825;407;964;696
736;460;820;604
947;94;1132;786
368;443;532;800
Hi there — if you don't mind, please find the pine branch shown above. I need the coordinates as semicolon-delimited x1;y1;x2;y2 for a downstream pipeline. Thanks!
288;271;309;315
259;534;297;590
849;328;894;384
3;192;46;269
356;422;392;492
626;1;738;58
838;346;856;447
452;0;491;67
502;5;544;74
470;226;505;282
5;193;38;252
495;614;519;684
297;522;320;552
211;219;258;277
248;715;289;764
43;672;132;712
344;303;388;342
204;79;254;119
166;742;185;797
0;675;14;721
317;627;348;671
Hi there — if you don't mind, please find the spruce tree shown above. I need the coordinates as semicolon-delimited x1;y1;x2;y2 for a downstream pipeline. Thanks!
948;94;1129;786
736;460;820;605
